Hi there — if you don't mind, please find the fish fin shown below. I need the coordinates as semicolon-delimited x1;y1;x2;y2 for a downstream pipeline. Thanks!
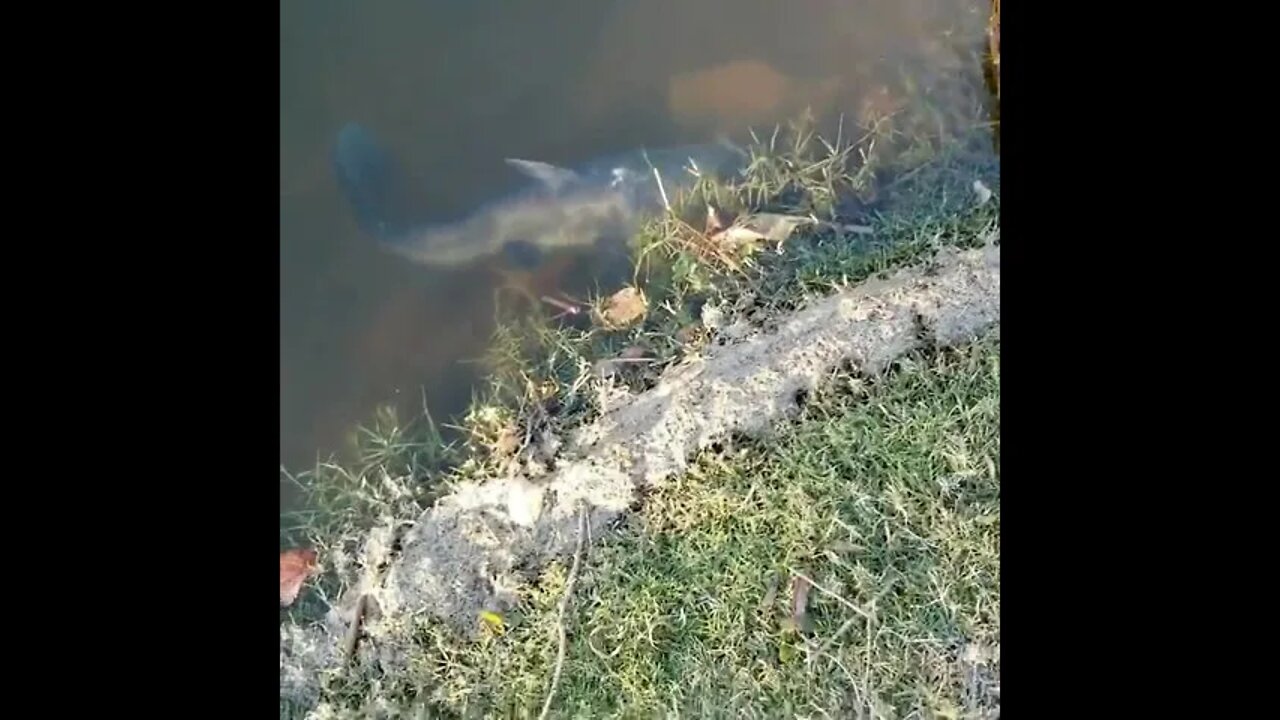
504;158;581;193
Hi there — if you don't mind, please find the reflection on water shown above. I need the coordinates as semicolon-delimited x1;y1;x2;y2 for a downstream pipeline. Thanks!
280;0;996;495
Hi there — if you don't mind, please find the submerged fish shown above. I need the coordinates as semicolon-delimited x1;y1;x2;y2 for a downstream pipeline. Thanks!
332;123;747;269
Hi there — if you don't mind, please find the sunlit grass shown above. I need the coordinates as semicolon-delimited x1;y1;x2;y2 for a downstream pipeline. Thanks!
281;49;999;719
304;335;999;719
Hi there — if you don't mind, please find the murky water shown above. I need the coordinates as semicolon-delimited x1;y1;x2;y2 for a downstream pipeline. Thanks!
280;0;995;494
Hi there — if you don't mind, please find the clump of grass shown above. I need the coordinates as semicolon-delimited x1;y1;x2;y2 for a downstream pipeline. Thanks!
315;334;1000;719
280;400;458;625
434;47;999;460
505;151;976;404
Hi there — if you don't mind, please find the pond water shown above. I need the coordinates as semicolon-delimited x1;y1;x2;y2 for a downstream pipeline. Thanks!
280;0;997;504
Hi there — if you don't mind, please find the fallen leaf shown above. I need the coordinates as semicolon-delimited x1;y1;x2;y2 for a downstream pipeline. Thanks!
492;424;520;458
594;286;648;330
973;179;993;206
479;610;506;635
712;213;814;249
791;574;815;634
280;547;318;607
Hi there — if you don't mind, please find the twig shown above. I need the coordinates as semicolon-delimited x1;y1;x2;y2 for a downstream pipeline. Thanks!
652;167;671;212
343;544;407;667
540;295;583;318
539;506;588;720
342;593;368;665
787;568;874;621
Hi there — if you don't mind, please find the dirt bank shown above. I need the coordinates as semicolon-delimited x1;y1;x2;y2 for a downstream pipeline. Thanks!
281;237;1000;708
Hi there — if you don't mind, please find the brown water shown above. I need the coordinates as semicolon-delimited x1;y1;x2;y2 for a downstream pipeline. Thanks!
280;0;995;492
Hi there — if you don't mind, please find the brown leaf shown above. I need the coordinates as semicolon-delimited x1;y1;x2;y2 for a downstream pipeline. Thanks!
790;574;815;634
492;424;520;458
280;548;318;607
594;286;648;330
712;213;814;249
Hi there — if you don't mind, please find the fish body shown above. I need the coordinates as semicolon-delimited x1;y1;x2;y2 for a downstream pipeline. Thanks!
332;123;746;268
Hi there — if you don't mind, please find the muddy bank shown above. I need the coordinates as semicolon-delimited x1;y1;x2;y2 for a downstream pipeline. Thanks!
281;237;1000;708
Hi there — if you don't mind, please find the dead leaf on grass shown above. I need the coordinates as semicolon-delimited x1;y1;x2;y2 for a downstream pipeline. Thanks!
479;610;507;636
280;547;318;607
790;574;815;634
711;212;815;250
492;424;521;458
973;179;993;206
593;286;648;330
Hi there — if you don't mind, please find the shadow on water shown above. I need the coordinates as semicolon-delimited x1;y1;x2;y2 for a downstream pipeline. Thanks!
280;0;999;507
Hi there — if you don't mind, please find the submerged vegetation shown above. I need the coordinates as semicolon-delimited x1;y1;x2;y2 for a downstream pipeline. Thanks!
281;39;999;719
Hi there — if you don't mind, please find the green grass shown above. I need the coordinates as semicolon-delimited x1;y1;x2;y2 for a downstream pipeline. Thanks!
449;108;998;469
310;334;1000;719
282;46;999;719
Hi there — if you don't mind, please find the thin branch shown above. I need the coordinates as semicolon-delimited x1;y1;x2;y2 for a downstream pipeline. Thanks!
788;567;874;621
539;506;588;720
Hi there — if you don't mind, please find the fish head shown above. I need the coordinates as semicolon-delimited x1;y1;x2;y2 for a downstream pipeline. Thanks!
577;140;749;211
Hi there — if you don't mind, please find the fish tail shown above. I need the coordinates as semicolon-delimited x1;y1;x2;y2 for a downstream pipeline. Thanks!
332;123;414;241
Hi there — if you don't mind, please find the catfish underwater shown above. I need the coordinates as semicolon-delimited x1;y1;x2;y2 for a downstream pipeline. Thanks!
332;123;747;269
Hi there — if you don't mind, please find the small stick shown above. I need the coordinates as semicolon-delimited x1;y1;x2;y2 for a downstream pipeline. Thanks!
787;568;873;621
342;594;368;665
652;167;671;212
539;507;588;720
540;295;581;316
